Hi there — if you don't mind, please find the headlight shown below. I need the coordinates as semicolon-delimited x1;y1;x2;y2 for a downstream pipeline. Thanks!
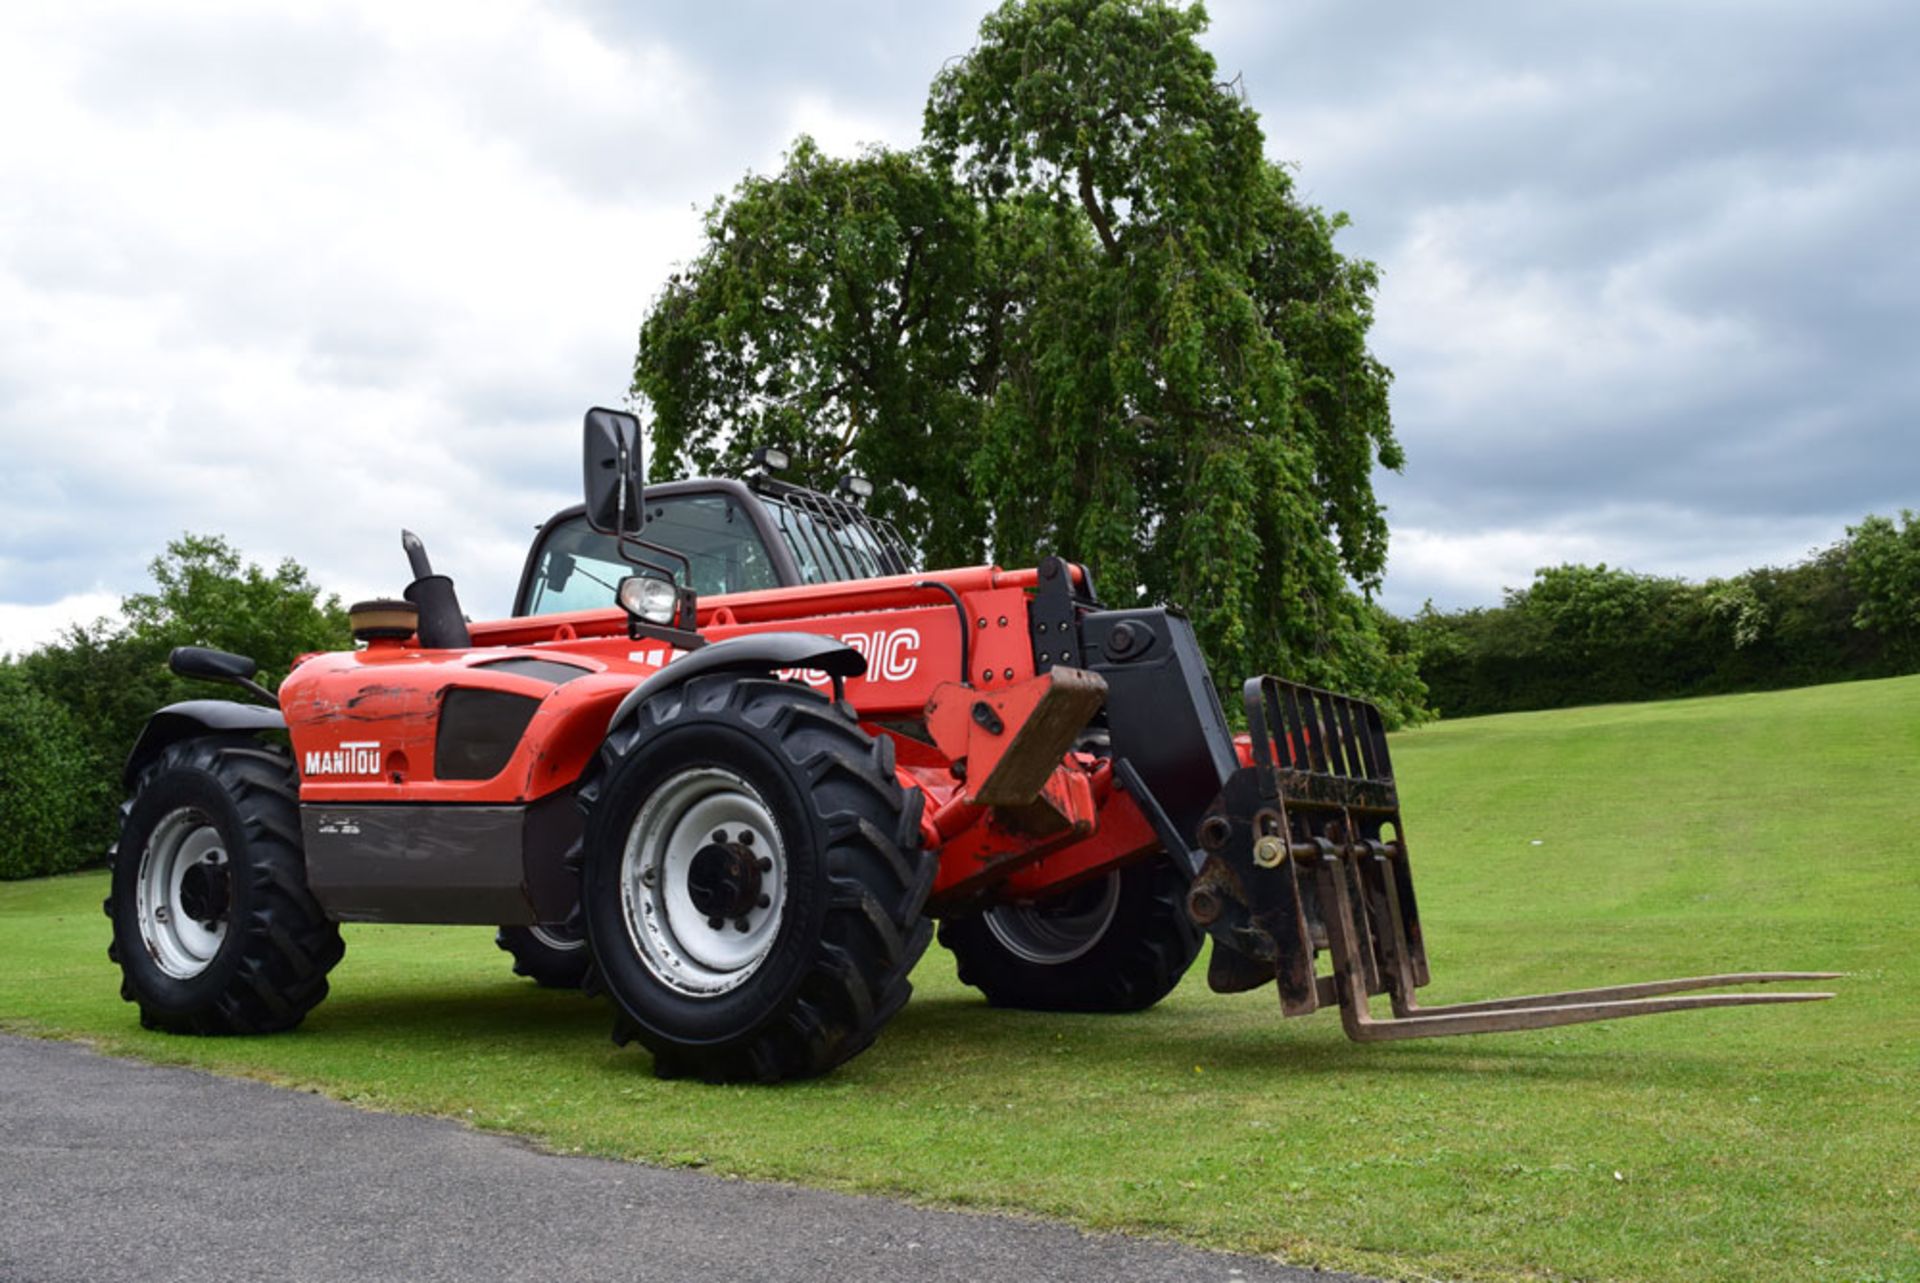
617;575;680;625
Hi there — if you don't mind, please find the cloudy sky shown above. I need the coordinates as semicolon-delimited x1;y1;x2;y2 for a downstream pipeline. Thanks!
2;0;1913;653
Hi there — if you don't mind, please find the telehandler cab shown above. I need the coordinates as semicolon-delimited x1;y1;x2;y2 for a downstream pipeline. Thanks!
106;408;1837;1081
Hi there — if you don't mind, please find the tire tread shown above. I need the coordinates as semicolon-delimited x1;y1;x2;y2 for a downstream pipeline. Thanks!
583;676;933;1082
938;856;1201;1013
107;736;342;1035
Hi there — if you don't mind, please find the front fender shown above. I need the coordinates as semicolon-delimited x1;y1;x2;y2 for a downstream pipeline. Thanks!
124;699;286;788
605;632;866;732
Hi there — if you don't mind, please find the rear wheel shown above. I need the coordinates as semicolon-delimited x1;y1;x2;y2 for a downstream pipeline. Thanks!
578;676;933;1082
495;922;591;989
938;855;1201;1012
106;736;343;1034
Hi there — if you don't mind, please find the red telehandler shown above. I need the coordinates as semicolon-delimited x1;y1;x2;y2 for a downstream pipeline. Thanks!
106;409;1836;1081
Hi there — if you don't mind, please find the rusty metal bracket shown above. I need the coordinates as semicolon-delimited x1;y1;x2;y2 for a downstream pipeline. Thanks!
926;668;1108;808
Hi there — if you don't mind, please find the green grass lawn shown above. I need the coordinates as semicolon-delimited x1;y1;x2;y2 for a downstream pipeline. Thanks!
4;676;1917;1282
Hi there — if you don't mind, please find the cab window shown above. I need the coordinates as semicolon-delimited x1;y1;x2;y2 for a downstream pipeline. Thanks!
519;494;780;616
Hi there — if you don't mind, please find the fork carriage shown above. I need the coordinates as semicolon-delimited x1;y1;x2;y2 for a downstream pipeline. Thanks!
1186;676;1835;1037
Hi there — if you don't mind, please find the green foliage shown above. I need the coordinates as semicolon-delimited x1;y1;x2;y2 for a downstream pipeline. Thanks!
1409;525;1910;716
1522;563;1679;651
118;532;350;670
1345;602;1430;729
1847;509;1920;661
1702;574;1768;649
636;140;991;569
929;0;1403;708
0;665;104;879
6;534;349;877
634;0;1419;722
17;619;172;820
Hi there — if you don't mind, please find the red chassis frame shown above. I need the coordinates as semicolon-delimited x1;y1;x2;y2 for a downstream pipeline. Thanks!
278;564;1202;915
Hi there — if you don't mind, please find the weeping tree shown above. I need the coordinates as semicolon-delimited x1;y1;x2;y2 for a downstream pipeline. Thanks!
635;139;992;570
634;0;1425;723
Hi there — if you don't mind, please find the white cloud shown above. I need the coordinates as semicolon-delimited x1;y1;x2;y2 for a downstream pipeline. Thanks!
0;592;121;658
1379;507;1850;614
0;0;725;626
1377;195;1771;423
781;92;911;161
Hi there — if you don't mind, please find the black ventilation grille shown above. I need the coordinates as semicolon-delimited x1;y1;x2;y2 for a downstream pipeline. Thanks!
435;689;540;781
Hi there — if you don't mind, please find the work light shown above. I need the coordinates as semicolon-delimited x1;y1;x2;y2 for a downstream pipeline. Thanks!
617;575;680;625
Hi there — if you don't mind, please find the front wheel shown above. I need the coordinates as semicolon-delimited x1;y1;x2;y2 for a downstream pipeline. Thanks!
938;855;1201;1012
106;736;343;1034
578;676;933;1082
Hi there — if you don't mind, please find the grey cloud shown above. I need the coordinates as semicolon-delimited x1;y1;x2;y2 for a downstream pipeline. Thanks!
1200;0;1920;606
72;11;381;120
530;0;986;195
567;0;981;110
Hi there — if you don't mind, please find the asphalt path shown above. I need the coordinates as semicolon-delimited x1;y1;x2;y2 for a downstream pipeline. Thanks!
0;1035;1379;1283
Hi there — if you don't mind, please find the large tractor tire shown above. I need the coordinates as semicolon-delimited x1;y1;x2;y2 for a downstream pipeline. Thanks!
106;736;343;1034
495;922;591;989
938;855;1201;1013
578;675;933;1083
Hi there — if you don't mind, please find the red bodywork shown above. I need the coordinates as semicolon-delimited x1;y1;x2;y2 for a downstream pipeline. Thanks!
278;564;1173;913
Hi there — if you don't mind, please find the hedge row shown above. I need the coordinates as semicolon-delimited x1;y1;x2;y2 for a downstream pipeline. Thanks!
1406;512;1920;717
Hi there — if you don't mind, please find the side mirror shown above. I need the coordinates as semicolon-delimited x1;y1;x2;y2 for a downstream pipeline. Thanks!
170;645;259;683
583;407;644;534
168;646;276;706
541;549;576;593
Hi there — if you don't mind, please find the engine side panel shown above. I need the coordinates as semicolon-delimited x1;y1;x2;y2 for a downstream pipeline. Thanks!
278;648;637;806
301;792;580;924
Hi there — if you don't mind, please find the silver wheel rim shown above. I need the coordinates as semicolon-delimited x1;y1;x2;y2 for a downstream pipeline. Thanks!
529;924;586;953
620;766;788;998
136;806;231;980
984;872;1121;965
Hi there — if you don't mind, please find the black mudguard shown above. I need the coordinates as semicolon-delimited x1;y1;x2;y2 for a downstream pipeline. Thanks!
605;632;866;731
123;699;286;788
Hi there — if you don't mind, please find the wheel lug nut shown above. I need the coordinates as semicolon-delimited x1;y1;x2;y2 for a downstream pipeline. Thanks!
706;916;724;930
737;831;754;847
756;857;772;873
711;829;727;844
756;894;770;909
733;917;751;932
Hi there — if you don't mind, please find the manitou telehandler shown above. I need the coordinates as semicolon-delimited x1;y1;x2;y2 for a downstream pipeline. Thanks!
105;409;1836;1081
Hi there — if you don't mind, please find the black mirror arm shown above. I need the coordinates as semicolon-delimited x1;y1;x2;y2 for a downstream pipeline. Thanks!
618;533;693;585
167;646;278;707
229;674;278;706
